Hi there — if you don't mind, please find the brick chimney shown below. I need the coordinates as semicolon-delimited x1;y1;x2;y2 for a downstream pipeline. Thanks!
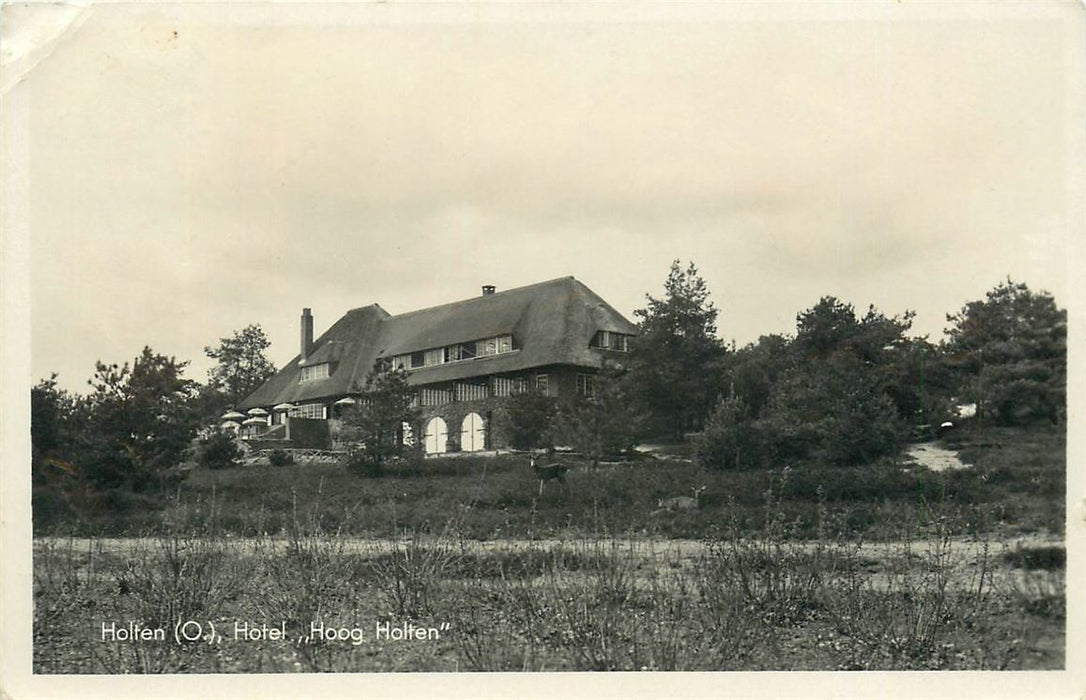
482;285;496;296
300;308;313;361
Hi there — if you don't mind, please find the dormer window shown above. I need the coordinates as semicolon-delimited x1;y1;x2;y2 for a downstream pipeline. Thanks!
479;335;513;357
447;343;477;362
392;334;515;371
590;330;630;352
299;363;330;382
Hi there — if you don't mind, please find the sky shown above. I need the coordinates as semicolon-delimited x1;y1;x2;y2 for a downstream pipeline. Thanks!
13;2;1081;393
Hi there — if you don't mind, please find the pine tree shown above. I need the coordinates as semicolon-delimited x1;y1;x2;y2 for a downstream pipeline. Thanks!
628;260;726;439
339;362;420;473
204;324;277;408
944;279;1066;425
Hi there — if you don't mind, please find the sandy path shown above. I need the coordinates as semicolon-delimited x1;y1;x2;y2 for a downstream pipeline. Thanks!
906;442;971;471
35;532;1062;562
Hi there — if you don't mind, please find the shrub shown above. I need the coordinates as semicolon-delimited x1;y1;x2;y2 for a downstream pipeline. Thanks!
1002;545;1065;571
694;394;757;470
198;429;242;470
554;363;641;466
268;449;294;467
499;388;557;450
364;533;461;618
707;471;835;625
343;446;384;478
759;354;907;466
32;486;77;534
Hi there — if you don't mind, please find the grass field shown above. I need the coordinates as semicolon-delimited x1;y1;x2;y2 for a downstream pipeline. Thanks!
34;424;1066;541
31;424;1066;672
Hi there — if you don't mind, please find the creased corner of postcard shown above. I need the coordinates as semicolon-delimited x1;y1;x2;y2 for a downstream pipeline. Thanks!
1;2;92;97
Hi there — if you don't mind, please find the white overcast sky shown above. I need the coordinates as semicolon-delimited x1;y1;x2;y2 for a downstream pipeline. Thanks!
10;2;1083;393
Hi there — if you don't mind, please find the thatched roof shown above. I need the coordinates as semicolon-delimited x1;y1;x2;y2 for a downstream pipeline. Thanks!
239;277;637;410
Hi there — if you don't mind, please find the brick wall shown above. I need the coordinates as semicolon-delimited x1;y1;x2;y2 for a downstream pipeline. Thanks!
415;366;584;452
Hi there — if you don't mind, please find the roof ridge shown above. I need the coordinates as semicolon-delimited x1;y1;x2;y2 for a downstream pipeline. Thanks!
384;276;577;321
340;302;390;316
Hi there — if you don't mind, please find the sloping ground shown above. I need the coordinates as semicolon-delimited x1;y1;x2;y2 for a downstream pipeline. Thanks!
906;442;971;472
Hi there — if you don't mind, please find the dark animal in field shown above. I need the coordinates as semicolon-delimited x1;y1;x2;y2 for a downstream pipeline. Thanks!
529;453;570;495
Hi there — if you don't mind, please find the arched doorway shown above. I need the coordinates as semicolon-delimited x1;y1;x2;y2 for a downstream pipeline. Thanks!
424;417;447;454
460;412;486;452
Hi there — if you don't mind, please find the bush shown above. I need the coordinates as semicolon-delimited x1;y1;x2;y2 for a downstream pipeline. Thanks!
198;429;242;470
499;389;557;450
343;447;384;478
759;355;907;466
694;394;757;470
1002;545;1065;571
32;486;77;534
554;363;641;466
268;449;294;467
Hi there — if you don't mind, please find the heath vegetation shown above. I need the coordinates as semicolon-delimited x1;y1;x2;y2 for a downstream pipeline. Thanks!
30;267;1066;673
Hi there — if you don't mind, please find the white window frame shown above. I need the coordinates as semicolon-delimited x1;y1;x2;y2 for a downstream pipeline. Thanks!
299;363;330;382
289;403;326;419
455;381;489;402
492;376;527;397
420;386;453;407
591;330;629;352
398;335;514;371
577;373;597;398
424;348;444;367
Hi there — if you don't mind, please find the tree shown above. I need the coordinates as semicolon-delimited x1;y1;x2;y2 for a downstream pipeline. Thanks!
724;334;791;420
791;295;934;425
884;337;954;434
499;387;558;451
31;376;91;530
628;260;726;439
694;392;756;471
31;374;77;461
943;279;1066;425
80;347;199;490
339;362;420;473
758;353;906;466
554;363;640;466
712;297;916;468
197;428;243;470
31;374;87;492
204;324;277;408
793;296;914;366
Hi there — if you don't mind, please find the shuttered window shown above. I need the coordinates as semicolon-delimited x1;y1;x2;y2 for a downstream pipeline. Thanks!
420;387;453;406
492;376;528;397
456;382;490;402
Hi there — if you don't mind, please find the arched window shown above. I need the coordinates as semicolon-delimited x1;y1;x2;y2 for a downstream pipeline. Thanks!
460;412;486;452
424;417;448;454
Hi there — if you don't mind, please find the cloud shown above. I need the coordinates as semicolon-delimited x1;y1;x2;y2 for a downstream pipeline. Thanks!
24;10;1073;390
